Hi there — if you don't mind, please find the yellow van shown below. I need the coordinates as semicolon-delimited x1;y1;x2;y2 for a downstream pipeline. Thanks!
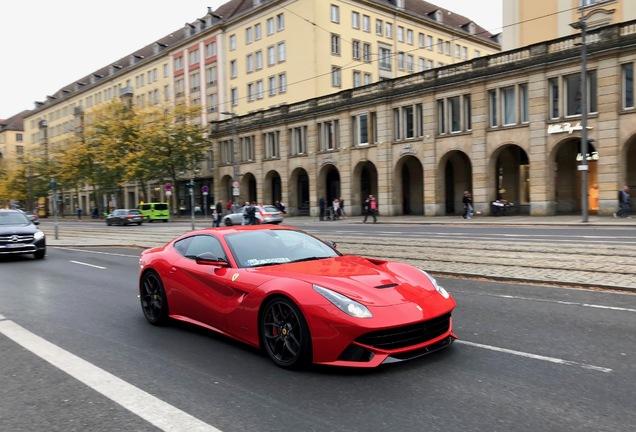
138;202;170;222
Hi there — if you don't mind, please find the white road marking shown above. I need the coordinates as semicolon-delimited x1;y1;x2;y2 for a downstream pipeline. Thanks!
0;319;221;432
69;260;107;270
457;340;612;373
491;294;636;312
59;247;140;258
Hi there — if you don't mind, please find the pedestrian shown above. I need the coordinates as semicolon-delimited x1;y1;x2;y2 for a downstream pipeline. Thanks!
92;207;99;219
614;185;631;218
363;194;377;223
332;198;340;220
216;200;223;217
278;200;286;214
249;201;259;225
242;202;251;225
339;197;346;218
319;197;326;221
462;191;474;219
211;209;220;227
76;207;82;220
226;200;232;214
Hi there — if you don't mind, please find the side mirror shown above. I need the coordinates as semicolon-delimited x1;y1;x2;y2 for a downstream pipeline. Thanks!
33;220;40;225
326;240;337;249
196;252;229;267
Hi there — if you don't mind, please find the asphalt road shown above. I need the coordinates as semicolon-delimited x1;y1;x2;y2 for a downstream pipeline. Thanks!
1;246;634;432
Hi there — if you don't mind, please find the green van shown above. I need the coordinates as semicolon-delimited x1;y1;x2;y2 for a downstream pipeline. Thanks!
138;202;170;222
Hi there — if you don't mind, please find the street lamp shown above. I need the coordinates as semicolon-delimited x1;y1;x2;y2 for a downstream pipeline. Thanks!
221;111;239;203
188;167;201;231
571;6;589;222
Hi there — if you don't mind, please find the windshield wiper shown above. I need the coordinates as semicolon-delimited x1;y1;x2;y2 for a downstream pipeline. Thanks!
289;256;327;263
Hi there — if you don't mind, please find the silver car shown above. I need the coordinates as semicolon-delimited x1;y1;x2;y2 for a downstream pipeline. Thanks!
222;205;284;226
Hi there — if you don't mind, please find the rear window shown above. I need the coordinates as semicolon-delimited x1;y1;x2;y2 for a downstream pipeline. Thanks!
139;204;150;211
154;204;168;211
128;210;142;215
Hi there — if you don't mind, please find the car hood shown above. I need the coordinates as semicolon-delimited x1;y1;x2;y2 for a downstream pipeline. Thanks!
0;223;38;235
251;255;439;307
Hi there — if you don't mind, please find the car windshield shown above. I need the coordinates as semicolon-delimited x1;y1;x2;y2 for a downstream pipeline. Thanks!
0;212;30;225
262;205;279;213
128;210;141;215
225;229;339;268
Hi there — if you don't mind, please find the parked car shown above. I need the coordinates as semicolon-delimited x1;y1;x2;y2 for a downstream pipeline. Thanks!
139;225;456;369
222;205;284;226
23;210;39;223
106;209;144;226
0;209;46;259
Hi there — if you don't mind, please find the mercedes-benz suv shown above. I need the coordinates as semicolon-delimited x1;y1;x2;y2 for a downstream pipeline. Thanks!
0;209;46;259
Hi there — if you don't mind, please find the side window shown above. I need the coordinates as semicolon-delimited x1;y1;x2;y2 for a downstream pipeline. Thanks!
181;235;227;261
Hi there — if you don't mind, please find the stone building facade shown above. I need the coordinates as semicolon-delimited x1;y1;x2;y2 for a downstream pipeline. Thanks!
209;20;636;217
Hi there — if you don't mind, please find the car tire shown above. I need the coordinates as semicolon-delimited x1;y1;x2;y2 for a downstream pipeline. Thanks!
140;270;170;325
106;220;111;226
34;249;46;259
260;297;312;369
137;222;142;225
224;217;233;226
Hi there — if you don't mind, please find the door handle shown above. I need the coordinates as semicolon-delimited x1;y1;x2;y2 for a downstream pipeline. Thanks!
170;267;177;274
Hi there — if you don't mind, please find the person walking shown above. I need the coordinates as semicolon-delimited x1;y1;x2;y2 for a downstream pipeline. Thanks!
363;194;377;223
339;197;346;218
462;191;474;219
614;185;631;218
319;197;326;221
216;200;223;217
211;209;220;227
332;198;340;220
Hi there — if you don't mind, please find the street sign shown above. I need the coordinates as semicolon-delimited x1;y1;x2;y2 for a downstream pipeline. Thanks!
232;181;239;188
233;187;240;196
202;186;209;195
165;183;172;191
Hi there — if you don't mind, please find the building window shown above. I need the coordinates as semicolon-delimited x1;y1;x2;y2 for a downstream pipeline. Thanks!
331;34;341;55
16;133;23;142
352;40;360;59
407;29;413;45
331;5;340;23
489;90;498;127
502;86;516;125
255;23;262;40
363;43;371;62
379;46;392;70
205;42;216;58
221;140;233;165
174;56;184;71
364;73;372;85
267;17;275;35
279;73;287;93
549;78;559;119
520;84;529;123
352;11;359;29
439;96;471;134
231;88;238;106
241;136;255;161
362;15;370;32
229;34;236;50
564;71;598;117
376;19;383;35
354;113;369;145
394;104;423;140
230;60;237;78
332;66;342;87
277;13;285;31
246;54;254;73
397;26;404;42
264;131;280;159
269;76;276;96
190;72;200;92
406;55;414;72
278;42;286;62
255;50;263;70
189;49;200;65
353;71;361;88
319;120;339;151
398;52;405;71
289;126;307;155
246;27;253;44
267;46;275;66
247;83;254;101
256;80;264;99
385;23;393;39
623;63;634;109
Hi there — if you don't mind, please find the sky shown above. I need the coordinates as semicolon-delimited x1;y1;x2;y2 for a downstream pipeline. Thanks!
0;0;503;120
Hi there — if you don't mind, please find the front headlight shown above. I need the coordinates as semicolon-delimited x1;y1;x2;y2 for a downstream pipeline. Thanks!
419;270;450;299
34;231;45;241
313;285;372;318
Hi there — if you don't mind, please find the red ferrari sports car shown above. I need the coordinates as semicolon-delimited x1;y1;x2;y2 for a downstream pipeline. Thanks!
139;225;456;369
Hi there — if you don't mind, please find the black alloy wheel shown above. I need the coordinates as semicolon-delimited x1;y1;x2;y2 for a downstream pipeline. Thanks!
140;270;169;325
224;217;233;226
260;297;311;369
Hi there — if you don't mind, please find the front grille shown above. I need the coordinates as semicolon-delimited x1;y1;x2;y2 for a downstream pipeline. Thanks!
0;234;34;243
355;313;451;350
